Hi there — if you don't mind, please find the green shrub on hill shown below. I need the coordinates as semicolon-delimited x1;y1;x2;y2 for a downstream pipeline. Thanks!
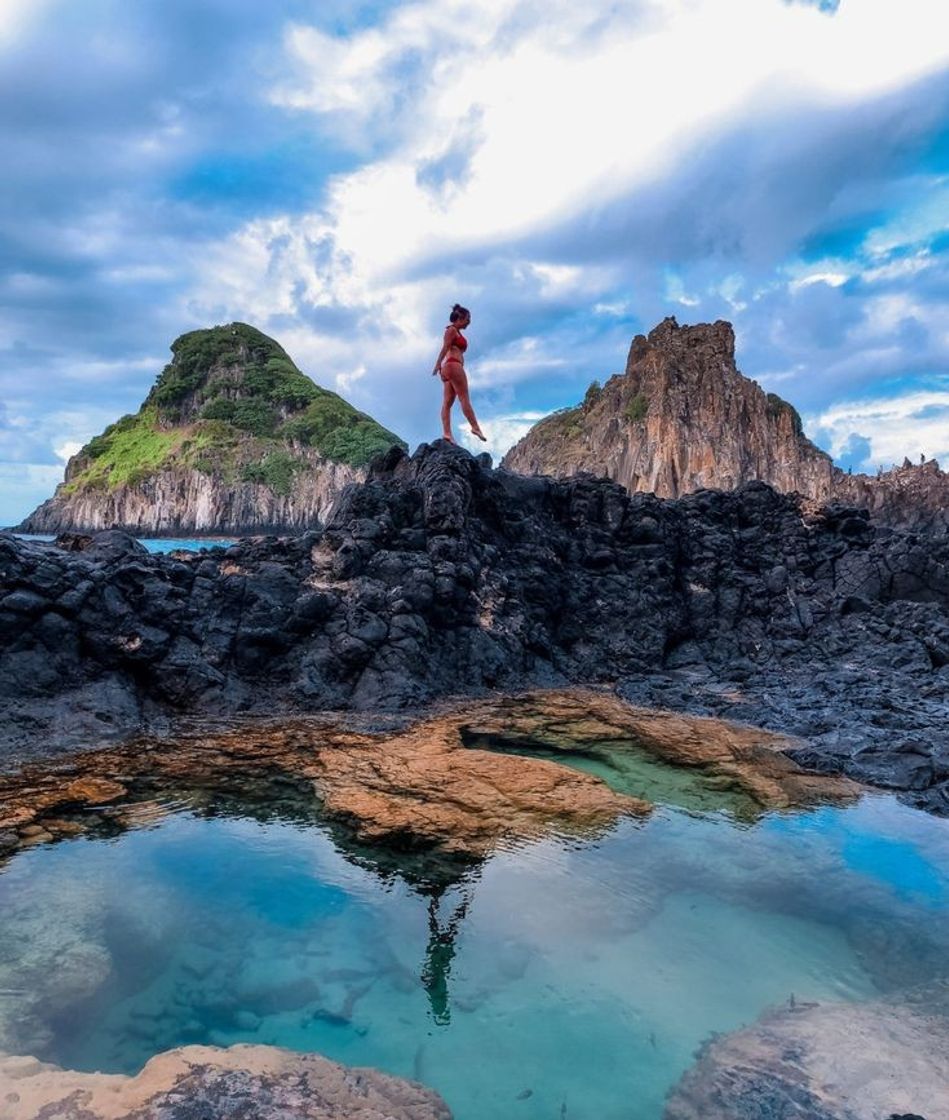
625;392;648;423
66;322;405;495
279;388;404;467
241;451;304;496
67;407;180;491
766;392;803;436
541;406;584;439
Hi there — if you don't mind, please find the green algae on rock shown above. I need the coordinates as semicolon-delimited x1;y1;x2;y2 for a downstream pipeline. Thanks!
16;322;406;535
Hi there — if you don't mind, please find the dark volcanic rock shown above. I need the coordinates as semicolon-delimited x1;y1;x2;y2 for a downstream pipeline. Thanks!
1;443;947;810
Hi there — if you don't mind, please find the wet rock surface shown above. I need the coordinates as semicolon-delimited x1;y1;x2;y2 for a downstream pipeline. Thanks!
0;1044;452;1120
0;691;855;870
1;442;947;809
664;987;949;1120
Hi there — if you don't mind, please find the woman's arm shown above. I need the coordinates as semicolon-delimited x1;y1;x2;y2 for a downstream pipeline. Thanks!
432;327;457;375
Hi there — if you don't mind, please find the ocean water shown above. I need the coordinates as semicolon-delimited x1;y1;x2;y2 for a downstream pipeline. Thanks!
1;765;948;1118
13;533;238;553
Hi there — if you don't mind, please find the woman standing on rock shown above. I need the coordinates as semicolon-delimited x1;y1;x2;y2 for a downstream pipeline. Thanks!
432;304;487;445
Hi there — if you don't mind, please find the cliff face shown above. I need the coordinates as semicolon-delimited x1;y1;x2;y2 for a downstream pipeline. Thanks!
502;316;949;533
20;453;360;535
17;323;406;535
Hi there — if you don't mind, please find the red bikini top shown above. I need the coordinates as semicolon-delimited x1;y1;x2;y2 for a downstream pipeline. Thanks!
447;327;467;352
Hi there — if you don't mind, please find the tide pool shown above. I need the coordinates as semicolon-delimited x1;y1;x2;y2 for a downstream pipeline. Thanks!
0;781;947;1119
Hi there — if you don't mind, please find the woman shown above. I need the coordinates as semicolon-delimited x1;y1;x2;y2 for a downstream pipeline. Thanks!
432;303;486;444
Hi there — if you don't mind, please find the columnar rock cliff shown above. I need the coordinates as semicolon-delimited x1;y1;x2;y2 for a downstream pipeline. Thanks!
502;316;949;533
2;443;948;811
17;323;406;536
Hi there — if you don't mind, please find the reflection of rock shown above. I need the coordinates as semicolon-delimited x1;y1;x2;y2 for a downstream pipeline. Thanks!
0;1044;451;1119
4;438;949;811
664;992;949;1120
0;691;857;870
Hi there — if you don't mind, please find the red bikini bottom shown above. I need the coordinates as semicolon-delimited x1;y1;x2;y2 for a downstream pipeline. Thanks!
440;358;467;392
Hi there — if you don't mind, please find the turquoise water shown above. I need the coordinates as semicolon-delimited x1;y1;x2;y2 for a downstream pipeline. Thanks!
1;784;948;1118
13;533;237;553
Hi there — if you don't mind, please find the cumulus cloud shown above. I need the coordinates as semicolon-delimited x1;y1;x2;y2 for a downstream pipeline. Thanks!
456;410;547;461
186;0;949;433
0;463;63;528
807;388;949;471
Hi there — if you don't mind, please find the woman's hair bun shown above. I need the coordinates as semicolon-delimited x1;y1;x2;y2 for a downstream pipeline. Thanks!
449;302;470;322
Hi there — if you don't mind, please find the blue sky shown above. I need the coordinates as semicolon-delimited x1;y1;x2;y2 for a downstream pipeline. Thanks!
0;0;947;525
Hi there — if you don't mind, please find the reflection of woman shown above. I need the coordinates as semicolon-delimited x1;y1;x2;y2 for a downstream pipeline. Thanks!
432;303;486;444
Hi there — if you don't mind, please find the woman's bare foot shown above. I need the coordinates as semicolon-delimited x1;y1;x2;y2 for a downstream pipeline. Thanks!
470;427;487;442
441;433;455;444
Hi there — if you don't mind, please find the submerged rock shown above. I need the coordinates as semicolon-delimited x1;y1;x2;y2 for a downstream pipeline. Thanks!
0;1044;451;1119
664;989;949;1120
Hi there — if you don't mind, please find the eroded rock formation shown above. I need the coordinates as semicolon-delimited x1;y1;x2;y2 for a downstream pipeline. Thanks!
1;443;947;809
502;316;949;534
0;1045;451;1120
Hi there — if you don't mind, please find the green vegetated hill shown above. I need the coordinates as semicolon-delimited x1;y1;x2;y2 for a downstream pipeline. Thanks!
17;323;407;535
66;323;405;497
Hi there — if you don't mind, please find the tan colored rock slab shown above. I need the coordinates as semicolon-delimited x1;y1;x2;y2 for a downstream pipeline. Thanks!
0;689;858;865
0;1044;451;1120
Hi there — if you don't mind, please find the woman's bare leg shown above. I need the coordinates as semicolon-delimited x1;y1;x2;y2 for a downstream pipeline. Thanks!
456;380;485;440
441;382;457;442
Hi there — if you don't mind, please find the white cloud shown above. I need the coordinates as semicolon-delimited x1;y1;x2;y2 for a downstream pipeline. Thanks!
807;389;949;469
789;271;850;291
54;440;83;463
457;409;547;460
0;462;63;527
0;0;52;47
189;0;949;420
862;180;949;257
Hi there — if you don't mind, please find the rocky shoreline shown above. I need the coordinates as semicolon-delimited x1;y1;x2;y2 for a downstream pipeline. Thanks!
1;441;947;811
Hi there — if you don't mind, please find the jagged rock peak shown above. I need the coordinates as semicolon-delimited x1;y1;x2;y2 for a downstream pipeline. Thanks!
16;323;406;536
503;315;827;501
502;316;949;534
636;314;735;358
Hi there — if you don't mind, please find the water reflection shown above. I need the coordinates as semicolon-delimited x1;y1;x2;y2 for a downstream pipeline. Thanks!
1;770;948;1120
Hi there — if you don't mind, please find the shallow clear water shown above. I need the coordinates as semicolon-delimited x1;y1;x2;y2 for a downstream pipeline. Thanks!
13;533;237;553
2;778;948;1119
462;730;760;817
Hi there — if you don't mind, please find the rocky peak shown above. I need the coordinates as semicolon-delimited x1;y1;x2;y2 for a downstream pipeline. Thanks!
502;316;948;534
503;315;831;501
16;323;406;536
145;322;309;429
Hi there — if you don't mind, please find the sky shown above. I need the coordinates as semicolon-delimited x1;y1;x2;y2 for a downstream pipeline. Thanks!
0;0;947;526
